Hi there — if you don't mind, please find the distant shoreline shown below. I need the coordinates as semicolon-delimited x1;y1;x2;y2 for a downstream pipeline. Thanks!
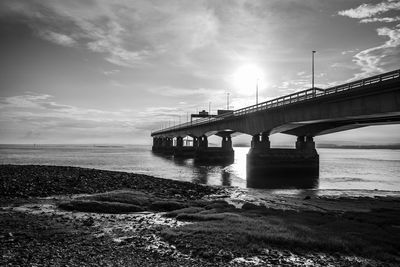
233;144;400;149
317;144;400;149
1;143;400;150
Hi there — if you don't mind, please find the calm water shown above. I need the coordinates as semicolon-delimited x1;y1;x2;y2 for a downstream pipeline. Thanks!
1;145;400;195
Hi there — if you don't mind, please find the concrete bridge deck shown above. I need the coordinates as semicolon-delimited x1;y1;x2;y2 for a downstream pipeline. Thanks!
152;69;400;138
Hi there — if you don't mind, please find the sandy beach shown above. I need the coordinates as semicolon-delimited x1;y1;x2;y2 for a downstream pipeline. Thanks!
1;165;400;266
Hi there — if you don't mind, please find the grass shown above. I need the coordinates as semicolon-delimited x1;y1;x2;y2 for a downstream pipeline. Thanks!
149;200;188;211
77;190;153;206
58;189;190;213
58;200;144;213
162;206;400;262
55;189;400;263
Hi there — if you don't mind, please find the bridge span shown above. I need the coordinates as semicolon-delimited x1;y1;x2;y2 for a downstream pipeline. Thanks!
151;69;400;188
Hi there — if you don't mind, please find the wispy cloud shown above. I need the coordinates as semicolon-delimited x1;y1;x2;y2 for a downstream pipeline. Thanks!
0;0;220;68
341;49;360;55
0;93;194;143
338;0;400;19
360;16;400;23
338;1;400;79
148;86;225;97
103;69;120;76
352;25;400;78
38;30;76;47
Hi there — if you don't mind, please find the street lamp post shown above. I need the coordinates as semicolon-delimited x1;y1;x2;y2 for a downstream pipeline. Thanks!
256;78;259;105
312;50;316;88
227;92;230;110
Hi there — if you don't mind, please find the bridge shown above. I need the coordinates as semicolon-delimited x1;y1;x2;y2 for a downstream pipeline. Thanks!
151;69;400;187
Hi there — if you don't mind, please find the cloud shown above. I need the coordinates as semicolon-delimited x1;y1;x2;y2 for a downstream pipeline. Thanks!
148;86;224;97
0;93;192;143
338;1;400;79
338;0;400;19
38;30;76;47
0;0;220;68
341;49;360;55
360;16;400;23
103;69;120;76
352;25;400;78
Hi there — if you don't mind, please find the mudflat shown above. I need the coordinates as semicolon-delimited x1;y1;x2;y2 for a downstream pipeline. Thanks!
1;165;399;266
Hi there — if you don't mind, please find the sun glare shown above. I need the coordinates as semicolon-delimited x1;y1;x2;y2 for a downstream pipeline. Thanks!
231;65;264;95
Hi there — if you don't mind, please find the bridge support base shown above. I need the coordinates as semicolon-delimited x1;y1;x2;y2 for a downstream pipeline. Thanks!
247;135;319;189
174;147;196;158
152;137;174;155
195;148;234;164
194;135;234;164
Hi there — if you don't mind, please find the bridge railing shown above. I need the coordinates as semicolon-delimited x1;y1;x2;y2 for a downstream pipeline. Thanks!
325;69;400;95
233;88;325;116
152;69;400;135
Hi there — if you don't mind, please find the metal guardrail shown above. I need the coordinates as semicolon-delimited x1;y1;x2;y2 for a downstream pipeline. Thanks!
152;69;400;135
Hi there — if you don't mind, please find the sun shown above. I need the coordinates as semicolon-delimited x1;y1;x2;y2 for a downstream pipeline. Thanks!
231;64;264;95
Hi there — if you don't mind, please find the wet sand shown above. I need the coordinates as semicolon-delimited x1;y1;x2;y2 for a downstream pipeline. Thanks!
1;165;400;266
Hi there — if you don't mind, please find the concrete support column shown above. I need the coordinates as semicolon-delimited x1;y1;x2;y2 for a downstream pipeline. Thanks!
305;136;315;150
166;137;173;147
251;134;260;149
152;137;161;152
161;138;167;147
176;136;183;147
261;132;271;150
193;137;198;148
296;136;305;150
199;135;208;149
221;135;233;151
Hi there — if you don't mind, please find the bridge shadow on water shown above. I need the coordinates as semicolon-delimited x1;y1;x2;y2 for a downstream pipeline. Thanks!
173;156;233;186
152;151;319;189
246;171;319;189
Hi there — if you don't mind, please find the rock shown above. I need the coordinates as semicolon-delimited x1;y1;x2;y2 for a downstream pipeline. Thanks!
82;217;94;226
241;202;266;210
217;249;234;260
205;200;234;210
58;200;144;213
149;201;187;212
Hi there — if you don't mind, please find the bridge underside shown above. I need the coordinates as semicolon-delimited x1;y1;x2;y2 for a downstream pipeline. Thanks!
152;77;400;139
281;114;400;136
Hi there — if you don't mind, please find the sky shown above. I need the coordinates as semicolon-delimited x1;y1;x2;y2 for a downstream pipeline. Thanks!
0;0;399;145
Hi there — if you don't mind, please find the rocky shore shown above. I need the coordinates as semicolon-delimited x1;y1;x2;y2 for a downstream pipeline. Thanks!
1;165;400;266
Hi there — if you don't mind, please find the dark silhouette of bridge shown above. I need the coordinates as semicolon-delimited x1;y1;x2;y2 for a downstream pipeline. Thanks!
151;69;400;188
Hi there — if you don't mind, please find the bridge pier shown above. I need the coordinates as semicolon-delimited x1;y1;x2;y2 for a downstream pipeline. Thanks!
152;137;159;152
173;136;196;158
155;137;173;155
193;137;198;148
152;137;164;153
250;133;270;153
195;135;234;164
247;134;319;189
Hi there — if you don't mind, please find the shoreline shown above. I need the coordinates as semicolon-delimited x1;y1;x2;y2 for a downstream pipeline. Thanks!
1;164;400;266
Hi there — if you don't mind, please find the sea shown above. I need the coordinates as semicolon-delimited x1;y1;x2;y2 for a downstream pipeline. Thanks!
1;144;400;197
